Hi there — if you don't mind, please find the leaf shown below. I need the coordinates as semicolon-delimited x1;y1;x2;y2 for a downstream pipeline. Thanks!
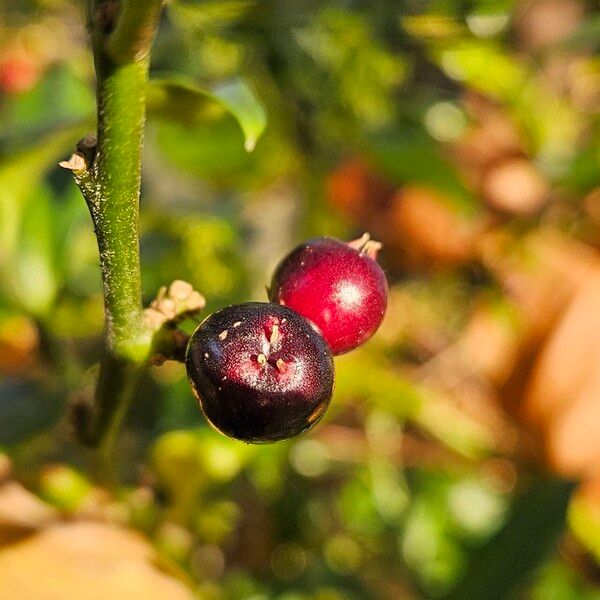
442;478;576;600
431;39;526;100
210;80;267;151
147;76;266;151
168;0;255;31
0;124;86;265
153;118;253;182
0;66;94;144
12;187;57;315
401;15;466;40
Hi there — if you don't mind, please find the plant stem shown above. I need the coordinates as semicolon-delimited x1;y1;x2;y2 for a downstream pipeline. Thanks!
92;356;146;481
70;0;162;456
91;53;150;361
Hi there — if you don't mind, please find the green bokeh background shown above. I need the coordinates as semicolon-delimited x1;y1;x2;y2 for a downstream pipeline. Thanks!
0;1;599;598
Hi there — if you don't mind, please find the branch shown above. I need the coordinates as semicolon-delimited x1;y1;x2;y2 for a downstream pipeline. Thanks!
61;0;162;459
106;0;164;64
92;54;151;361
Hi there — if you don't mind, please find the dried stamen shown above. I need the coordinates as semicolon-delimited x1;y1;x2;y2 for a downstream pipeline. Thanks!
348;232;382;259
270;323;280;345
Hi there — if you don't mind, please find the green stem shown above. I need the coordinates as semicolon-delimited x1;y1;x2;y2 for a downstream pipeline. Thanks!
90;53;150;361
92;357;146;482
71;0;162;456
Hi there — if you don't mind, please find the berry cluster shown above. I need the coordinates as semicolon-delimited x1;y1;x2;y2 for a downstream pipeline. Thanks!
185;234;388;443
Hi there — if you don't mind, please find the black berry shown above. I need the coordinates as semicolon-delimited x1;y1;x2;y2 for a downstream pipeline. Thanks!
185;303;334;443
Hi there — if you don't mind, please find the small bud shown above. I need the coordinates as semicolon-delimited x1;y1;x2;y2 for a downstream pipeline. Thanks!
186;291;206;312
169;280;194;300
59;153;86;172
160;298;177;319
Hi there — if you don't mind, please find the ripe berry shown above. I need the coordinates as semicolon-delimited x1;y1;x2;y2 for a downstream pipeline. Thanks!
269;234;388;355
185;303;334;443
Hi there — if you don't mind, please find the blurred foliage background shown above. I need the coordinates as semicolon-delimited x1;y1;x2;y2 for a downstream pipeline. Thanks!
0;0;600;598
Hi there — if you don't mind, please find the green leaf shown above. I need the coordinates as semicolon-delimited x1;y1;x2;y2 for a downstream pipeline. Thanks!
0;124;86;264
168;1;255;31
431;39;526;100
147;76;267;151
12;186;57;315
7;182;89;316
443;478;576;600
0;65;94;143
153;118;253;182
210;80;267;151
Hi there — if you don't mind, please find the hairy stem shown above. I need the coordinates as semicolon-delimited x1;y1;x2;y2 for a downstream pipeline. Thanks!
70;0;162;455
91;53;150;361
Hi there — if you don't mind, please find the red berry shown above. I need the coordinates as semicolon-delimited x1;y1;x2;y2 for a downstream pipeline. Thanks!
269;234;388;355
185;303;334;443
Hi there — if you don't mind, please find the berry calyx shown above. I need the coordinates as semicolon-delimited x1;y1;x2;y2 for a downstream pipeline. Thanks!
185;303;334;443
269;234;388;355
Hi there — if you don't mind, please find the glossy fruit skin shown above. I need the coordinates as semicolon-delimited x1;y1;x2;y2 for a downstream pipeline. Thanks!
269;237;388;355
185;303;334;443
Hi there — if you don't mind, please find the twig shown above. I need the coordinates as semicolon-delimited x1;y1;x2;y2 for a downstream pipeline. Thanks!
62;0;163;465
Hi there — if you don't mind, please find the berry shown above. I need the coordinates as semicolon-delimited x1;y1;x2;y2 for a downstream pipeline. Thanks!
185;303;334;443
269;234;388;355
